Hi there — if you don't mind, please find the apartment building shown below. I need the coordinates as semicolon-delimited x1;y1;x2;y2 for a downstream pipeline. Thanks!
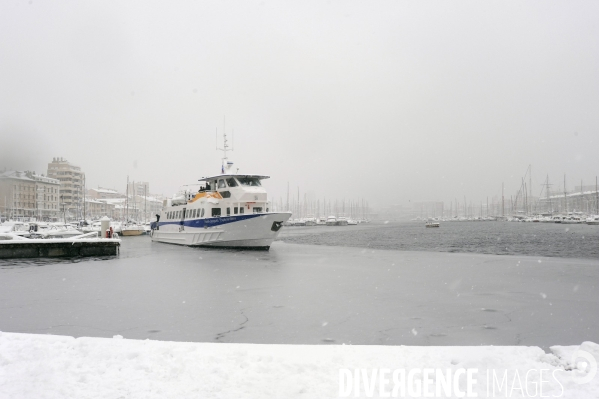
47;157;85;217
0;170;60;220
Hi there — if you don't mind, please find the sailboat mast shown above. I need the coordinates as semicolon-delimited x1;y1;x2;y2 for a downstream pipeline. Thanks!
502;183;504;218
126;176;129;221
564;174;567;214
529;164;532;215
546;175;551;214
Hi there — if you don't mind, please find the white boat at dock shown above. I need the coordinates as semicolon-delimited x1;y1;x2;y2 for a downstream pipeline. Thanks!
121;222;144;236
28;223;83;239
304;217;317;226
562;216;583;224
336;217;348;226
0;221;31;237
586;215;599;225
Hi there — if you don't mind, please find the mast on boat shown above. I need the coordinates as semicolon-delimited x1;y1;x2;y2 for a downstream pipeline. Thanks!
564;175;567;214
216;117;234;174
126;176;129;222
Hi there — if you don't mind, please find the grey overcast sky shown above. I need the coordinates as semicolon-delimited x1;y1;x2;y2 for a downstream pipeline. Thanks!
1;1;598;208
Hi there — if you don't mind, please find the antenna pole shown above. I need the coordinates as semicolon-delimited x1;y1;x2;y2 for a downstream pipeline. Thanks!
216;117;231;169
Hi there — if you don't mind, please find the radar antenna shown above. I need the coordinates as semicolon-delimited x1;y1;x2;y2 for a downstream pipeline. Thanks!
216;116;235;173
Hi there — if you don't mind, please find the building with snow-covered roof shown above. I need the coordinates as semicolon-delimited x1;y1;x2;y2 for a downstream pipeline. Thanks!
88;187;124;200
83;197;116;220
0;170;60;220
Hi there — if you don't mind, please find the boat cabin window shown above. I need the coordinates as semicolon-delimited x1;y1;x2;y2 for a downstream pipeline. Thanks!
218;179;226;189
237;177;261;187
253;207;263;213
227;207;231;216
234;207;238;214
239;206;244;214
201;208;205;217
226;178;238;187
212;208;221;217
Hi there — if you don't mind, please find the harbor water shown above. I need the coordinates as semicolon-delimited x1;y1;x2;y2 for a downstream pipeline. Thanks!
0;222;597;350
279;221;599;259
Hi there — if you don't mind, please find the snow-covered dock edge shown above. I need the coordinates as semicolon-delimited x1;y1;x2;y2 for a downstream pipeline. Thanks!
0;332;596;398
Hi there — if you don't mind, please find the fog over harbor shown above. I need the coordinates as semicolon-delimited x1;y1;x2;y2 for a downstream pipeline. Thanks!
2;4;599;398
1;1;598;209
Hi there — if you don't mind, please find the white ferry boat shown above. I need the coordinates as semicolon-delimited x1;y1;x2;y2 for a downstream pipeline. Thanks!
151;132;291;249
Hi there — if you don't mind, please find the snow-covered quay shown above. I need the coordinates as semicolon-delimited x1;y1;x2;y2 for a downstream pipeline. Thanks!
0;332;597;398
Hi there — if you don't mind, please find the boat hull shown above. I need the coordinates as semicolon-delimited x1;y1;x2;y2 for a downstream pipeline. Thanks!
151;212;291;249
121;230;144;236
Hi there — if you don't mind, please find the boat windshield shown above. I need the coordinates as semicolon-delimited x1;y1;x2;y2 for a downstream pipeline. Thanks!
237;177;262;187
225;178;238;187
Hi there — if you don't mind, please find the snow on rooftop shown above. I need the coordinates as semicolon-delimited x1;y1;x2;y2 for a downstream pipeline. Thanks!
0;332;597;398
100;198;126;204
0;170;33;181
92;188;119;194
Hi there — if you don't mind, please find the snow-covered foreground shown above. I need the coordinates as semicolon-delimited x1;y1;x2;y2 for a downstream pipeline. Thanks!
0;332;597;399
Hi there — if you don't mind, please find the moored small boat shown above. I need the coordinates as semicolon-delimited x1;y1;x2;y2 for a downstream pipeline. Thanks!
586;215;599;225
121;222;144;236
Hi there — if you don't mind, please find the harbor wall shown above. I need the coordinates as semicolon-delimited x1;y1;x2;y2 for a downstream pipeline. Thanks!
0;240;119;258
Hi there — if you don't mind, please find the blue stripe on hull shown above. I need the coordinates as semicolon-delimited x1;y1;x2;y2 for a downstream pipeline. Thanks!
157;213;262;229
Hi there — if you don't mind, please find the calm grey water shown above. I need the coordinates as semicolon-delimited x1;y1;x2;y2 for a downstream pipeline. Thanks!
279;221;599;259
0;223;597;349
